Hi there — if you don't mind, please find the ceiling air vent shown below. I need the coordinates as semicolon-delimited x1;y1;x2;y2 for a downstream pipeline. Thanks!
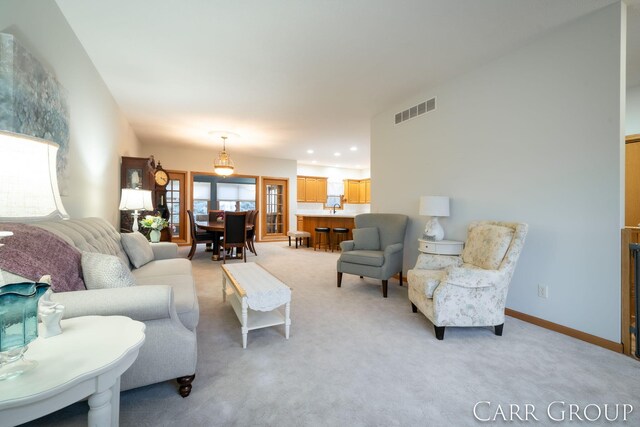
394;97;436;125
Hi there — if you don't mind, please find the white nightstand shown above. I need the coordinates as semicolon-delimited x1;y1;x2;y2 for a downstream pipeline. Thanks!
418;238;464;255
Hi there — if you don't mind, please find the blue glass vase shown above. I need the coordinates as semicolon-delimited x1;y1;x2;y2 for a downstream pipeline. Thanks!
0;282;50;380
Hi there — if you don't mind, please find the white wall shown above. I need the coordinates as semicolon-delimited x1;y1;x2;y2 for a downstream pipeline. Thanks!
627;85;640;134
297;164;369;181
371;4;625;342
0;0;140;225
140;142;298;232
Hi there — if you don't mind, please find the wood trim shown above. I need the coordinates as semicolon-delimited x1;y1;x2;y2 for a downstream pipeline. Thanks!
261;177;289;240
166;170;187;243
621;227;640;357
189;172;260;242
504;308;623;353
625;134;640;144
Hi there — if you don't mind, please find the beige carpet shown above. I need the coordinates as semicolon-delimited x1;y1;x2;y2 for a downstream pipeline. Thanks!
25;241;640;426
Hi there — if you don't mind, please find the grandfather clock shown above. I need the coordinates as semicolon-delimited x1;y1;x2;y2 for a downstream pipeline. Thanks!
152;162;171;242
120;156;171;242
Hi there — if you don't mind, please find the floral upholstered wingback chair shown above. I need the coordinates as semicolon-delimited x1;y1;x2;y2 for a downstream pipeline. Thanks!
407;221;528;340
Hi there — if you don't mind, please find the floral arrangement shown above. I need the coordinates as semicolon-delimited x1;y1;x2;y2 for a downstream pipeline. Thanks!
140;215;169;231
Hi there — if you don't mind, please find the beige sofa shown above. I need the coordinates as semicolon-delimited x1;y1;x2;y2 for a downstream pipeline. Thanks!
29;218;198;397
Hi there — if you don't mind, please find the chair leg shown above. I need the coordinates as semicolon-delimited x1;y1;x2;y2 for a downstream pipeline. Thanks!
382;280;388;298
411;302;417;313
177;374;195;398
494;323;504;336
288;236;292;246
187;242;196;260
399;270;403;286
434;326;445;340
337;272;343;287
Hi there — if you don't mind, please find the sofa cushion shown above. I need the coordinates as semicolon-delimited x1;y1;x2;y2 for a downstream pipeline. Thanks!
353;227;380;251
339;250;385;267
82;252;136;290
131;257;197;330
121;232;154;268
132;258;192;278
462;224;514;270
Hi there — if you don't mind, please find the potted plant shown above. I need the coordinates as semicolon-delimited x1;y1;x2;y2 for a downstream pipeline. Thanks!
140;215;169;243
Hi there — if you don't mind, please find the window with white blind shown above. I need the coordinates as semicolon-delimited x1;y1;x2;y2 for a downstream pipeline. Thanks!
216;183;256;212
193;181;211;221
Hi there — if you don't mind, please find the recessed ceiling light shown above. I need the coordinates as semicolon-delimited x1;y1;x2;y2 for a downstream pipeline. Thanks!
334;152;341;157
307;149;314;154
350;146;357;151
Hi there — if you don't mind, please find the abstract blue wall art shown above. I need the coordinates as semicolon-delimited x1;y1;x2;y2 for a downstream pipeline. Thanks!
0;33;70;195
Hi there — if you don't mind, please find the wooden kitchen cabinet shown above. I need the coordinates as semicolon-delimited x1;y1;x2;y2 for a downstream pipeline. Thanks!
297;177;306;202
297;176;328;203
296;215;355;246
343;179;371;204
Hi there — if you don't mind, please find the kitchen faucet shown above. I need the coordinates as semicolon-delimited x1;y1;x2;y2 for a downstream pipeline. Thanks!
332;203;340;214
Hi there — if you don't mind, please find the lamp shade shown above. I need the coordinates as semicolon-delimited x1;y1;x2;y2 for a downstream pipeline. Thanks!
419;196;450;217
119;189;154;211
0;130;69;221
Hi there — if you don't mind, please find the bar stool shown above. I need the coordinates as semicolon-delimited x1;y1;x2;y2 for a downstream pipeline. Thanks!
314;227;331;251
332;227;349;252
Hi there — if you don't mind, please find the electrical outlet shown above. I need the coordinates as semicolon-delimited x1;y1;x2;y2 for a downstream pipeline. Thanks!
537;284;548;299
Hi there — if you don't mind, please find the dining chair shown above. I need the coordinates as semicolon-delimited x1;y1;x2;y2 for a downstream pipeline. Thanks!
245;210;258;255
187;209;217;260
221;211;248;263
208;210;224;222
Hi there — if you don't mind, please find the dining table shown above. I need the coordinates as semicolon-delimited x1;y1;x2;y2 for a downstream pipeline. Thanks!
196;220;253;261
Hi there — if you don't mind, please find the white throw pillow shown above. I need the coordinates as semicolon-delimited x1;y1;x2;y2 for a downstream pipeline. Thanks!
120;232;155;269
353;227;380;251
81;252;136;289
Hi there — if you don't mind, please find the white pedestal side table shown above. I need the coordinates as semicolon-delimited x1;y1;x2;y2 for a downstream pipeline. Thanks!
417;238;464;255
0;315;145;427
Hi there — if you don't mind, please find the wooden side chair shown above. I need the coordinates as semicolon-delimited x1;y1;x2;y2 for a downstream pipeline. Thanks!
245;210;258;255
187;209;217;260
221;211;248;263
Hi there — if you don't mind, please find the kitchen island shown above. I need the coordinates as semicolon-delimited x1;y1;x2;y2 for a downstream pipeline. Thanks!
296;214;356;248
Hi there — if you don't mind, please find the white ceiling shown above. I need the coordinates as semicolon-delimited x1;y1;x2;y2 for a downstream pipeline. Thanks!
55;0;635;169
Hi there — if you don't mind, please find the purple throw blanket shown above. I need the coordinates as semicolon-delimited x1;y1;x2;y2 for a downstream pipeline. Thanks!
0;223;85;292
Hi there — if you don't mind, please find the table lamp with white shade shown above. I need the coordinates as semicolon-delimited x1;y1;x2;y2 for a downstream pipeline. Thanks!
119;189;154;232
419;196;450;241
0;130;69;222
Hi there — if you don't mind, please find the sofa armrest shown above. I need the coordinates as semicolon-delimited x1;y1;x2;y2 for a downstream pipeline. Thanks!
384;243;403;256
444;266;504;289
414;253;462;270
51;285;174;322
150;242;178;260
340;240;355;252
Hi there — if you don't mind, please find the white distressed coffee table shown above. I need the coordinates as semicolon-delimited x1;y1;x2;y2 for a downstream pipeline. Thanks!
221;262;291;348
0;315;145;427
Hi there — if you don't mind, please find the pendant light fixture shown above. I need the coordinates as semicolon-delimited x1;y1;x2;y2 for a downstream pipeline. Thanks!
214;135;234;176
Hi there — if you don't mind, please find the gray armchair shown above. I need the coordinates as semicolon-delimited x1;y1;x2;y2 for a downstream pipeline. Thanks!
336;213;408;297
